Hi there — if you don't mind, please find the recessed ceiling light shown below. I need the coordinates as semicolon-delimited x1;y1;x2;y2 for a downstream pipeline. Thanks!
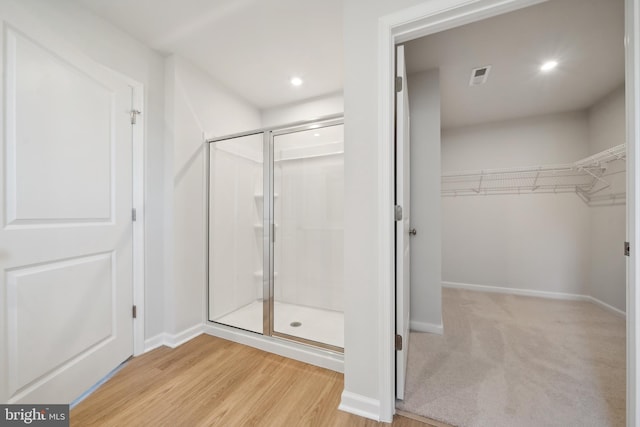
290;76;303;86
540;60;558;72
313;133;320;137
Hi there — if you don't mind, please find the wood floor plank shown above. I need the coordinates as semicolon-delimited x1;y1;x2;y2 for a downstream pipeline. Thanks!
71;334;433;427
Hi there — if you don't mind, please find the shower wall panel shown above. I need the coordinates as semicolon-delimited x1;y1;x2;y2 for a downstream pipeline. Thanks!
275;156;344;312
208;136;263;330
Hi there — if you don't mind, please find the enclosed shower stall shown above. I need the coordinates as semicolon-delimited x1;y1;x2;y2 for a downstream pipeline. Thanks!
207;117;344;352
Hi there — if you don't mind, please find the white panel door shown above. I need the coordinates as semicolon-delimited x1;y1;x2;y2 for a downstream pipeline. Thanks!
0;24;134;404
395;45;411;400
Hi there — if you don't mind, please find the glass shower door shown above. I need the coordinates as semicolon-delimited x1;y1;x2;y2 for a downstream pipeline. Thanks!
208;133;266;334
271;123;344;351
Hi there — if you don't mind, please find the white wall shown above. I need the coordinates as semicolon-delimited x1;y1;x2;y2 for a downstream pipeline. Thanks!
440;92;627;313
441;112;592;295
441;111;591;170
407;70;442;332
588;86;626;311
261;92;343;127
342;0;436;417
164;55;261;334
2;0;167;339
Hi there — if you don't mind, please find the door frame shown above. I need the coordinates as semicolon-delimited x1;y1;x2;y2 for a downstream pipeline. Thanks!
88;68;145;357
130;81;146;357
377;0;639;424
394;44;411;400
93;70;146;357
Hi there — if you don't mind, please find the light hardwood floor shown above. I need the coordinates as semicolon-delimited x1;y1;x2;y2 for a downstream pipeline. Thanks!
71;334;435;427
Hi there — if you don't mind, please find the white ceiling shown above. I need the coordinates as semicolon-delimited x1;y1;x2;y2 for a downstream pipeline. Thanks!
76;0;343;109
406;0;625;129
76;0;623;125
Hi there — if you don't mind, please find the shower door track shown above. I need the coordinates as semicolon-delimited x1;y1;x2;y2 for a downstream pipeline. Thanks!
206;114;344;354
205;113;344;144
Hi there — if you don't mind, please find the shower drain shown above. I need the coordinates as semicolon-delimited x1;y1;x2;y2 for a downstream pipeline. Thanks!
290;321;302;327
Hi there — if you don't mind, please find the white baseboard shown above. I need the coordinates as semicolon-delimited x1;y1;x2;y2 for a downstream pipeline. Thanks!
338;390;381;421
143;324;206;353
164;324;205;348
203;322;344;373
585;295;626;317
143;334;166;352
442;281;588;301
410;320;443;335
442;281;626;317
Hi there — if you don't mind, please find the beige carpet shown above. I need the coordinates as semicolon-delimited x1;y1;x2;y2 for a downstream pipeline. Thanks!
396;288;626;427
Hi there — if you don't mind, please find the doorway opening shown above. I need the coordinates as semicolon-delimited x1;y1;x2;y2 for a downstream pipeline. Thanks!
393;0;628;425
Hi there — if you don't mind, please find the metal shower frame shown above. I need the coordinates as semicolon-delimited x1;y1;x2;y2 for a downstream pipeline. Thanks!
206;113;344;354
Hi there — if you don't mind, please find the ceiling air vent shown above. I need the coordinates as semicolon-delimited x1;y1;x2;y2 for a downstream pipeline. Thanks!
469;65;491;86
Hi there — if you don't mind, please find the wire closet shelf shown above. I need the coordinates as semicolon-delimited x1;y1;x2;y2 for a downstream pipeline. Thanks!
441;144;626;203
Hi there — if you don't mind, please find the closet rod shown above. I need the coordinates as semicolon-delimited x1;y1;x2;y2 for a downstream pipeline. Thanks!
206;113;344;144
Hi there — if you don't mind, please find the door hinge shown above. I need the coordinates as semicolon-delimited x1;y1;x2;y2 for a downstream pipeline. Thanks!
132;208;137;222
132;305;137;319
394;205;403;221
395;76;403;93
625;241;630;257
395;334;403;351
130;109;141;125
